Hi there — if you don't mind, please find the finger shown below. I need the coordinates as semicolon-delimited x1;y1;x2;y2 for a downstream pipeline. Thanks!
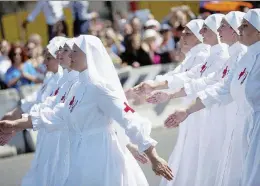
139;155;148;164
135;156;145;164
164;117;175;127
164;115;173;124
135;155;147;164
146;97;158;104
166;166;172;173
160;169;173;181
135;154;147;163
165;166;174;179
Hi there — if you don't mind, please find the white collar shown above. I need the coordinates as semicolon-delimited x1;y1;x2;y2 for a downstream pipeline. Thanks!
228;42;247;57
190;43;210;54
68;70;79;82
247;41;260;54
52;67;63;82
210;43;229;55
57;68;69;85
79;69;90;83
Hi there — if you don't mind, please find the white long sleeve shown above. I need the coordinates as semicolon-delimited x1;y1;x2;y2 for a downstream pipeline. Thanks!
197;65;236;108
184;42;247;96
155;43;210;83
166;44;229;91
94;82;157;152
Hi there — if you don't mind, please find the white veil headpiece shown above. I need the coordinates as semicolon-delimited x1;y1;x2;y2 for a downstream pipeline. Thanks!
74;35;127;101
74;35;130;149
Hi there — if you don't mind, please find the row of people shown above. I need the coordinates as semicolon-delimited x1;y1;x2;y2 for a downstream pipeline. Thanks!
1;8;260;186
0;35;173;185
129;8;260;186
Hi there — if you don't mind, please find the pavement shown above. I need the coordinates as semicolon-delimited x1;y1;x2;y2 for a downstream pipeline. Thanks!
0;127;178;186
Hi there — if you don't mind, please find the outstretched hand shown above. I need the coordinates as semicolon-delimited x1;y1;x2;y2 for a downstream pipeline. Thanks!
164;110;189;128
127;144;149;164
146;91;173;104
0;120;16;133
132;81;155;97
150;156;174;181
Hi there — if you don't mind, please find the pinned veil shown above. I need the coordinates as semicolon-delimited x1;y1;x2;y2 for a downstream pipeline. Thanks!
74;35;130;150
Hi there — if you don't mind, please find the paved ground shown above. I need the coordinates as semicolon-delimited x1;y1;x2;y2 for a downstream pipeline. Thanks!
0;127;178;186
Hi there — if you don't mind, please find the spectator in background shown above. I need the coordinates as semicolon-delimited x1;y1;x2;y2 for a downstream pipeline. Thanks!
0;40;11;84
106;29;125;55
121;33;141;67
68;1;99;36
88;12;103;37
22;1;68;41
28;34;43;60
136;29;161;66
157;24;175;63
123;23;133;36
144;19;161;31
113;11;128;35
104;28;125;68
28;34;45;75
124;17;142;46
25;42;44;82
163;6;194;44
5;46;31;89
144;19;163;48
173;36;186;62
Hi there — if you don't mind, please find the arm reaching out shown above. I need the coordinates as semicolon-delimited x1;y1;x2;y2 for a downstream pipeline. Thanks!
164;97;206;128
94;82;173;180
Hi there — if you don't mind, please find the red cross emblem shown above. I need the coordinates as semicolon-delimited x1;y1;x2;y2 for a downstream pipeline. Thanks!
222;66;229;78
69;96;75;106
54;87;60;96
200;62;207;76
60;92;66;103
69;96;78;112
123;102;135;113
238;68;246;80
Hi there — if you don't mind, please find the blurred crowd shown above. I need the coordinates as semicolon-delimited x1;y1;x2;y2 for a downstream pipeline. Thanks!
0;2;221;90
0;34;45;90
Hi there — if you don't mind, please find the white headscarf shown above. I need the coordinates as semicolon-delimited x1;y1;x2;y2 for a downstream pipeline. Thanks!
47;36;68;58
74;35;130;149
205;13;225;35
186;19;204;42
224;11;245;34
244;9;260;32
65;38;75;49
48;36;68;47
74;35;127;102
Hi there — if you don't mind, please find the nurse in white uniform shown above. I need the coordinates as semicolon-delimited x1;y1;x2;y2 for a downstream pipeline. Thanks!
147;11;247;186
134;14;228;186
161;9;260;186
20;36;68;186
0;35;173;186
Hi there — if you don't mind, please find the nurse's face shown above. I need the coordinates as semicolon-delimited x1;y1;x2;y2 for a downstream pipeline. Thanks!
70;44;88;72
58;44;72;70
218;19;238;45
181;27;200;51
43;51;59;73
238;19;260;46
199;24;218;45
